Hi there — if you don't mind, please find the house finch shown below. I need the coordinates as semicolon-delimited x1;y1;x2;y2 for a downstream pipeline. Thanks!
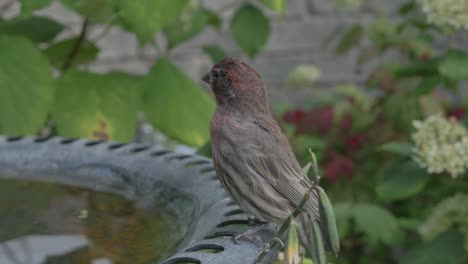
203;58;320;246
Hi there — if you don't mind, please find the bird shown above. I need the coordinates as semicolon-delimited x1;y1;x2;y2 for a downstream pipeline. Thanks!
202;58;320;247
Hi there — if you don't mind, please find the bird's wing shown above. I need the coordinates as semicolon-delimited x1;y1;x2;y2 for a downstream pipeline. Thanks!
240;115;319;217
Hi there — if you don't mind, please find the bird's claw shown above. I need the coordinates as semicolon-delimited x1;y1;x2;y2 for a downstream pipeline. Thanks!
233;232;264;245
271;237;285;249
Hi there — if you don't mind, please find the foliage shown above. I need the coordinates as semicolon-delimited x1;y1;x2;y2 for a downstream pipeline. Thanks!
0;36;54;135
0;0;283;146
279;0;468;263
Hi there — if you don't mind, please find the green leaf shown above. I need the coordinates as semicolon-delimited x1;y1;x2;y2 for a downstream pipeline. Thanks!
399;2;416;15
230;4;270;58
438;49;468;81
376;159;430;201
333;203;353;239
203;9;222;29
142;58;215;147
202;45;228;63
393;60;439;78
197;141;212;158
111;0;189;42
336;25;363;54
43;38;99;68
352;203;400;245
400;229;464;264
259;0;288;15
0;16;63;43
0;36;54;135
413;76;441;96
19;0;53;17
60;0;116;23
398;218;422;231
164;8;209;49
378;141;413;156
53;70;141;141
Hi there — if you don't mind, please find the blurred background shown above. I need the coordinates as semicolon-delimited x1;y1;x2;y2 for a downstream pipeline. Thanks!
1;0;468;263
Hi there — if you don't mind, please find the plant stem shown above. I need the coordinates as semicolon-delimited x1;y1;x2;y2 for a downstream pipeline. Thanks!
61;17;89;72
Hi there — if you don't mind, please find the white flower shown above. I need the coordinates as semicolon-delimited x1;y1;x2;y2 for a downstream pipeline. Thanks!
412;114;468;178
418;0;468;30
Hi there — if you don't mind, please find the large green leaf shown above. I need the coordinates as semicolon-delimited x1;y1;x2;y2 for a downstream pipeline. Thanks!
413;75;441;96
0;16;63;44
164;8;215;49
438;49;468;81
334;203;353;239
259;0;288;15
142;58;215;147
400;230;464;264
19;0;53;17
352;203;401;245
53;70;141;141
43;37;99;68
60;0;115;22
230;4;270;58
111;0;189;42
376;159;430;201
0;36;54;135
378;141;413;156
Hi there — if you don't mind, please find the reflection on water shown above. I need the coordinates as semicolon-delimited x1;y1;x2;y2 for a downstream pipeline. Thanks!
0;177;195;264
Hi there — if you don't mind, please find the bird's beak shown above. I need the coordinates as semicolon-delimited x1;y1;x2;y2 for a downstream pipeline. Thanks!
202;72;210;84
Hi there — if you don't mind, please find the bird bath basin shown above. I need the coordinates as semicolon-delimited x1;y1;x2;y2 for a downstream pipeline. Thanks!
0;136;274;264
0;178;189;263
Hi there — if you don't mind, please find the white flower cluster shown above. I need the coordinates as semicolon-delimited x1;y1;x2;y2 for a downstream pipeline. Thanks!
418;0;468;30
412;114;468;178
420;193;468;252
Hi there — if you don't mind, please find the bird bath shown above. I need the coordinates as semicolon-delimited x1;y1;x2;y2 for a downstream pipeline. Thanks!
0;136;273;264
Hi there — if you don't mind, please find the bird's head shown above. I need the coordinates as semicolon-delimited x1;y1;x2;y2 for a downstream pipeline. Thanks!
203;58;268;112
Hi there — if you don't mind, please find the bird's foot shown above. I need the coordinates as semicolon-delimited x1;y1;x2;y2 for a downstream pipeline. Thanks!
232;224;268;245
271;237;285;248
254;237;285;263
233;233;264;245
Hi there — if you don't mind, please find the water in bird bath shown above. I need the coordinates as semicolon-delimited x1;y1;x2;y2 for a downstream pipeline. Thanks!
0;177;196;264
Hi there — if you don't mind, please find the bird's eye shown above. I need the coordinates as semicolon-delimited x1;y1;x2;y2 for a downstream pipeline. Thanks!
212;70;220;80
